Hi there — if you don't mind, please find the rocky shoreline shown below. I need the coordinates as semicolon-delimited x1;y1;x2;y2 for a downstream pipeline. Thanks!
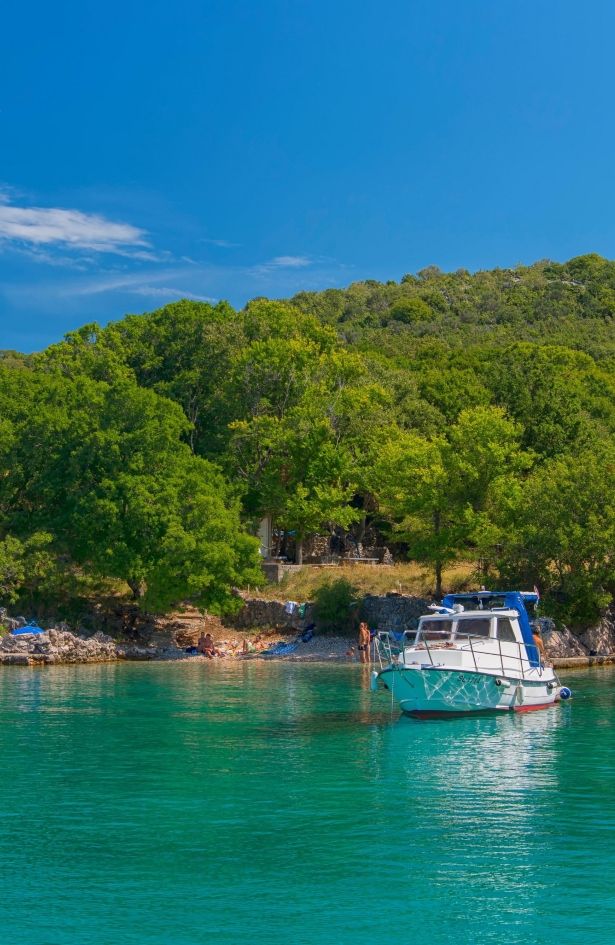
2;625;614;669
1;594;613;667
0;626;355;665
0;629;152;665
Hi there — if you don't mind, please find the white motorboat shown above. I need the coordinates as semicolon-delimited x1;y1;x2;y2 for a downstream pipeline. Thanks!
372;591;571;717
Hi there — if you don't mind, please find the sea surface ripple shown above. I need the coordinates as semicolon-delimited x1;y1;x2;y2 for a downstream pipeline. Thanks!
0;662;613;945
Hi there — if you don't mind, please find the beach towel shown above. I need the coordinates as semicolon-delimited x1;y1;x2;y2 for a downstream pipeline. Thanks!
261;641;298;657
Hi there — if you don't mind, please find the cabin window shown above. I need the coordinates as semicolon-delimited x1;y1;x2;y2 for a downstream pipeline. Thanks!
496;618;516;642
419;619;453;639
455;617;491;638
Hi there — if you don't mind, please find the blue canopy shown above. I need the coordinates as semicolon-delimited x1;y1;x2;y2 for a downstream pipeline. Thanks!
442;591;540;667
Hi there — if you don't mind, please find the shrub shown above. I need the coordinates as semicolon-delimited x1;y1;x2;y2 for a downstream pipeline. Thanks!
313;578;358;634
387;297;434;324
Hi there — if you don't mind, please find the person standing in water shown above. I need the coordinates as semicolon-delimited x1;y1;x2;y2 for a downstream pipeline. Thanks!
358;622;371;663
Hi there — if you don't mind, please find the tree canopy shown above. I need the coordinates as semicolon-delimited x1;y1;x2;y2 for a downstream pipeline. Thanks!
1;253;614;622
0;368;262;613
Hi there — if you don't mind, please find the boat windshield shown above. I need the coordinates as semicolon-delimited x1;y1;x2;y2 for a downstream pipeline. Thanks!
416;619;453;642
454;617;492;638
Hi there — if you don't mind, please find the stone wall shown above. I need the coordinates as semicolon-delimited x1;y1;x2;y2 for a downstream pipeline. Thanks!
360;594;431;633
223;593;437;634
303;535;330;561
261;562;303;584
538;605;615;658
224;594;615;660
140;610;225;649
220;592;427;635
222;598;315;631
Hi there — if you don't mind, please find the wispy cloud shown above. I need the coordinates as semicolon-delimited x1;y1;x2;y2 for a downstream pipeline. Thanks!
5;244;94;270
251;254;313;275
59;269;184;298
269;255;311;268
0;264;220;308
0;187;350;323
128;285;217;302
201;237;241;249
0;199;148;253
0;183;28;205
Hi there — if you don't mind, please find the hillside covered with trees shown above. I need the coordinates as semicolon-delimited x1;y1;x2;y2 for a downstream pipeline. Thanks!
1;254;614;625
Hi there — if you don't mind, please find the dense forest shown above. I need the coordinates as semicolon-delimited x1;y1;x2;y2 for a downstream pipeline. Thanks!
1;253;614;625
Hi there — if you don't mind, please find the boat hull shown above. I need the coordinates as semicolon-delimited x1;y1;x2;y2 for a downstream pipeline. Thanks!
378;665;558;716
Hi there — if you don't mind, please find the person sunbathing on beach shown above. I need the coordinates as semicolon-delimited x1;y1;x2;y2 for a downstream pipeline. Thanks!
199;632;221;658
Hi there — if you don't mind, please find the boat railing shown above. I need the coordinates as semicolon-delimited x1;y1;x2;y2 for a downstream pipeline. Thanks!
374;630;544;679
458;637;544;678
373;631;409;668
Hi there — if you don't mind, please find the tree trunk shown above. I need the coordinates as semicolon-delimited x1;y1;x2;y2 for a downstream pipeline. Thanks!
128;579;146;600
357;514;367;543
295;537;304;566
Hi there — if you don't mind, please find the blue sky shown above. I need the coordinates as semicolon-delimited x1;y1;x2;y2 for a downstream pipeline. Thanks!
2;0;615;351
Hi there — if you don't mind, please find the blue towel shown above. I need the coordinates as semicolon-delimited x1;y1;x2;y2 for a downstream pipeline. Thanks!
262;642;298;657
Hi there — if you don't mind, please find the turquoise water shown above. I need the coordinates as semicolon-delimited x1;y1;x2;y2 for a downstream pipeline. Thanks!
0;662;614;945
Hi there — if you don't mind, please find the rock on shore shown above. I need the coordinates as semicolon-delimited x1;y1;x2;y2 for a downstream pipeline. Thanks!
0;629;158;665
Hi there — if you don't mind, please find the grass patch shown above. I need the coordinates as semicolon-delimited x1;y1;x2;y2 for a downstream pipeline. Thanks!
256;561;476;602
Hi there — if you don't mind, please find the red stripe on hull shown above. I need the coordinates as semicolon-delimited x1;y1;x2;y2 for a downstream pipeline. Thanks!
406;708;508;719
512;701;557;712
406;702;558;719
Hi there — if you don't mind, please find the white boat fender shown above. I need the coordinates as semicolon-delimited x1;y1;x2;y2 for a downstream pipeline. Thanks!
495;678;511;689
370;671;380;692
560;686;572;700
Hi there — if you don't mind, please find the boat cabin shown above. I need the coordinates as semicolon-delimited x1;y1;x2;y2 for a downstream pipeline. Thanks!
419;607;524;643
400;608;541;675
415;609;522;645
404;590;543;671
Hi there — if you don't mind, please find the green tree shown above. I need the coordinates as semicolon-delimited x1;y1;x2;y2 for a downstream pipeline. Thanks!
37;301;245;459
230;412;360;564
485;344;615;457
490;443;615;624
0;370;262;612
374;407;529;596
4;250;615;626
227;347;394;561
387;297;434;324
0;532;60;607
418;365;492;423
